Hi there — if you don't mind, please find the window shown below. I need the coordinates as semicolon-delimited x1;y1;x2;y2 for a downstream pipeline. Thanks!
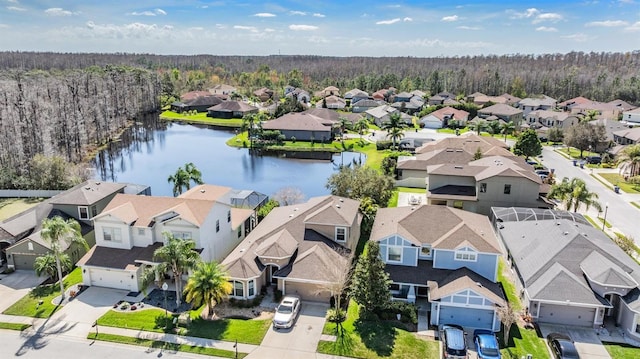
78;206;89;220
248;280;255;297
455;250;477;262
335;227;347;242
231;281;244;297
479;183;487;193
420;246;431;257
172;231;192;240
103;227;122;243
91;205;98;217
504;184;511;194
138;228;145;235
227;210;231;223
387;246;402;263
237;227;242;238
216;220;220;233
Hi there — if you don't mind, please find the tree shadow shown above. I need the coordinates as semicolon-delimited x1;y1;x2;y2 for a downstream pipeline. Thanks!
15;313;77;356
354;318;397;357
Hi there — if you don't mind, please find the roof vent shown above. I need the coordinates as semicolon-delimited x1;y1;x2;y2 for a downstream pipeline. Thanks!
476;282;483;287
336;204;341;208
95;181;101;185
200;189;205;193
289;214;293;218
339;198;344;202
563;231;569;235
454;165;463;169
556;222;560;226
294;208;298;211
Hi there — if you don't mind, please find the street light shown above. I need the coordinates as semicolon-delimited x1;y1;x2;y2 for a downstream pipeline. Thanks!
162;282;169;327
602;203;609;232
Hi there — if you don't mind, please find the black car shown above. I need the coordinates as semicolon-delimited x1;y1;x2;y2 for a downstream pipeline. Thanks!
439;324;468;359
585;156;602;164
547;333;581;359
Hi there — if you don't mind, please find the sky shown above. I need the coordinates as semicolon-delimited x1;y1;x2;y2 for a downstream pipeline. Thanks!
0;0;639;57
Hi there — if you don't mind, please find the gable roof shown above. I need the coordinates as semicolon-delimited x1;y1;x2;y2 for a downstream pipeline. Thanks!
179;184;232;202
424;106;470;121
478;103;523;116
262;112;333;132
613;127;640;142
427;267;505;306
302;108;341;122
518;95;557;107
415;132;509;154
49;181;126;206
344;88;369;98
365;105;398;119
207;101;257;113
370;205;501;254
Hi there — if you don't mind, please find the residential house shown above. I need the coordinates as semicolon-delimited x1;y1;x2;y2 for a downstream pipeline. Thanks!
613;127;640;145
262;112;337;142
372;88;396;102
207;101;258;119
253;88;275;102
180;91;212;102
492;207;640;337
171;95;224;113
284;87;311;104
569;101;627;120
317;95;346;110
623;108;640;124
608;100;636;113
321;86;340;97
525;110;579;130
391;96;425;114
590;118;627;148
477;103;524;126
419;106;469;129
428;92;456;106
78;184;254;292
518;95;557;116
365;105;412;127
351;99;382;113
557;96;593;111
344;89;369;105
221;196;361;302
410;90;427;99
469;93;521;107
209;84;237;96
393;92;414;103
370;205;505;331
425;155;547;215
1;181;147;270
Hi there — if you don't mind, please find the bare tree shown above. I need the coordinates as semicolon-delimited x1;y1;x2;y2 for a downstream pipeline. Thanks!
273;187;306;206
314;248;353;336
497;303;519;344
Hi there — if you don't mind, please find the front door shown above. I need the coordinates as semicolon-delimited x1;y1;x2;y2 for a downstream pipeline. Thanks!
270;265;278;285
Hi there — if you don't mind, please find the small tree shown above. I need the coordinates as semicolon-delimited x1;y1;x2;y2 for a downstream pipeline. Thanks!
257;199;280;222
613;233;637;256
497;303;518;344
513;129;542;159
273;187;305;205
326;165;395;207
473;147;483;160
350;242;391;314
184;261;232;317
34;253;71;281
154;233;202;306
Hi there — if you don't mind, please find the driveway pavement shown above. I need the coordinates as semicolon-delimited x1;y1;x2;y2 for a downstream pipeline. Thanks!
54;286;128;324
0;270;46;312
247;302;329;359
539;323;611;359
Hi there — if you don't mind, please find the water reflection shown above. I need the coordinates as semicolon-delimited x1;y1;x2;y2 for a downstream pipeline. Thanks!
93;115;366;198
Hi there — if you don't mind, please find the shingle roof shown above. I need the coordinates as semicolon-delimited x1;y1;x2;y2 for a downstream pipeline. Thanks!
77;243;162;270
613;127;640;142
415;132;508;155
49;181;126;206
262;112;333;132
207;101;257;113
427;267;505;306
478;103;523;116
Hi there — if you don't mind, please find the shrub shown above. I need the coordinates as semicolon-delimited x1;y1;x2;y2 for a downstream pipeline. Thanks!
228;295;264;308
327;308;347;323
384;301;418;324
274;290;283;303
376;140;393;150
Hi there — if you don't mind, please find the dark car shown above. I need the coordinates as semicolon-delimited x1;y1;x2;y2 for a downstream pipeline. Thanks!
439;324;468;359
547;333;581;359
474;329;501;359
585;156;602;164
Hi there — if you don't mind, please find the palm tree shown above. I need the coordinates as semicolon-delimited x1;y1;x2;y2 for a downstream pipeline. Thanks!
500;121;516;142
338;116;351;135
242;113;257;149
468;119;488;135
184;261;232;317
40;216;88;300
34;252;71;281
354;118;369;138
548;177;602;212
382;113;407;149
487;120;501;136
167;162;204;196
618;144;640;178
154;233;202;306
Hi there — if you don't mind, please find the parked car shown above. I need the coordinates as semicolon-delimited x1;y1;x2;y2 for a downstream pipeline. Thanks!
547;333;581;359
273;295;301;329
439;324;468;359
535;169;550;176
585;156;602;164
474;329;501;359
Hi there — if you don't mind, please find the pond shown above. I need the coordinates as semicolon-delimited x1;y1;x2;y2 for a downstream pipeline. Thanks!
92;115;365;199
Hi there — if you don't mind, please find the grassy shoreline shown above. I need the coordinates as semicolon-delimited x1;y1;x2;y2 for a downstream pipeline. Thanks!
160;110;243;128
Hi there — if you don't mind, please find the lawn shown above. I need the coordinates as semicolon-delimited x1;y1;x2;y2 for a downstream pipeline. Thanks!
160;110;243;128
87;333;247;358
388;187;426;208
603;342;640;359
599;173;640;194
559;146;600;160
97;306;270;345
3;267;83;318
317;301;439;359
0;322;31;331
0;198;45;221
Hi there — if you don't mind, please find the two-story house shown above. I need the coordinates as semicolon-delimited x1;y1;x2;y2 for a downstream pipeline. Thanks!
221;196;361;302
477;103;524;127
77;184;254;292
517;95;557;116
623;107;640;124
419;106;470;129
344;89;370;106
370;205;505;331
525;110;580;130
426;156;548;215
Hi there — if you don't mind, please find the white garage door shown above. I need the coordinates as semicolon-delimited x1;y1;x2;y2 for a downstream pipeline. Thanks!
284;281;330;303
439;305;495;330
89;268;132;291
538;304;595;327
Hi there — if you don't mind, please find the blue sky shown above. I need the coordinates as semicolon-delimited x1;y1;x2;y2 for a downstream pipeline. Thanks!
1;1;639;56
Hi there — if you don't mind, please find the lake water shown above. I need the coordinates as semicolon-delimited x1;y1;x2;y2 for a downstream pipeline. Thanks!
93;116;364;198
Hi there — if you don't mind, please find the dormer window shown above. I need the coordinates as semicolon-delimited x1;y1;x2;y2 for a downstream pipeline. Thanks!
455;247;477;262
335;227;347;242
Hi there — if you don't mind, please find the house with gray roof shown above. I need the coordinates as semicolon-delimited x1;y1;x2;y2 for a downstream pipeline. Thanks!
478;104;524;126
370;205;505;331
493;207;640;336
613;127;640;145
207;101;258;119
518;95;557;116
352;99;382;113
344;88;369;105
221;195;361;302
262;112;337;142
623;107;640;124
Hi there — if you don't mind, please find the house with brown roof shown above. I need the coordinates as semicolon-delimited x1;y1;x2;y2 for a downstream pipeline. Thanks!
425;155;548;215
253;87;275;102
477;103;524;126
370;205;505;331
317;95;346;110
171;95;224;113
525;110;580;131
207;101;258;119
518;95;557;116
613;127;640;145
78;184;254;292
209;84;237;95
262;112;337;142
419;106;470;129
221;195;361;302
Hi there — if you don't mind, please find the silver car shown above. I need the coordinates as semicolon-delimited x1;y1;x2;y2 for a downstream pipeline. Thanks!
273;295;301;329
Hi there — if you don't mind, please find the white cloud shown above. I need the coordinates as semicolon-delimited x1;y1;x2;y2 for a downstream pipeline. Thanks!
457;26;481;30
289;11;306;16
532;13;563;24
403;17;412;22
313;13;325;18
189;26;204;31
7;6;26;11
586;20;628;27
130;9;167;16
536;26;558;32
441;15;459;22
83;21;175;38
264;28;276;32
509;8;539;19
308;36;329;44
624;21;640;31
376;18;401;25
155;8;166;16
215;24;226;29
0;23;9;28
253;13;276;17
234;25;258;32
45;8;79;16
289;24;318;31
561;33;589;42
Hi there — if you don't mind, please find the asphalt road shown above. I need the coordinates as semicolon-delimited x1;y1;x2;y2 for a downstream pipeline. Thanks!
540;145;640;244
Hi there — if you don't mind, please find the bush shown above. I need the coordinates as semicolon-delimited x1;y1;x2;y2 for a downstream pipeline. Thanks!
383;301;418;324
358;309;379;322
327;308;347;323
274;289;283;303
228;295;264;308
376;140;393;150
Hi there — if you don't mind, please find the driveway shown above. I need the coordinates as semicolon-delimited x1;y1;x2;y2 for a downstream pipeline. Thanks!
246;302;328;359
539;323;611;359
0;270;46;312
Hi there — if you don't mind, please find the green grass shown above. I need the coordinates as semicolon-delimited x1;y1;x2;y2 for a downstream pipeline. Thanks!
160;110;243;128
603;342;640;359
0;198;45;221
388;187;427;208
632;202;640;210
0;322;31;331
96;307;270;345
599;173;640;194
560;147;600;159
583;214;600;229
3;267;83;318
387;191;399;208
497;259;522;312
317;301;439;359
87;333;247;358
597;216;612;229
437;127;470;134
498;325;550;359
590;173;615;190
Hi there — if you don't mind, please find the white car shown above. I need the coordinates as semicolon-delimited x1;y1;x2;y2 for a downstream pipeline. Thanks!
273;295;301;329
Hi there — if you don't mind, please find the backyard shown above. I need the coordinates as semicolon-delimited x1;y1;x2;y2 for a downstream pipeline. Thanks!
0;197;45;221
160;110;243;128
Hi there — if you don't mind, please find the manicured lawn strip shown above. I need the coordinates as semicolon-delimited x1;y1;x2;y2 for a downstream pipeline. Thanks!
603;342;640;359
590;174;614;190
560;147;600;160
318;301;439;359
97;308;270;345
583;215;600;229
0;198;45;221
3;267;83;318
0;322;31;331
497;259;522;312
597;216;612;228
160;111;243;128
599;173;640;194
437;128;470;134
632;202;640;210
397;187;426;193
554;149;572;160
388;190;399;208
87;333;247;358
499;325;550;359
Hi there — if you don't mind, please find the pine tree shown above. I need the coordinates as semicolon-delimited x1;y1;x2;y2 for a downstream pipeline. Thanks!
350;242;391;313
